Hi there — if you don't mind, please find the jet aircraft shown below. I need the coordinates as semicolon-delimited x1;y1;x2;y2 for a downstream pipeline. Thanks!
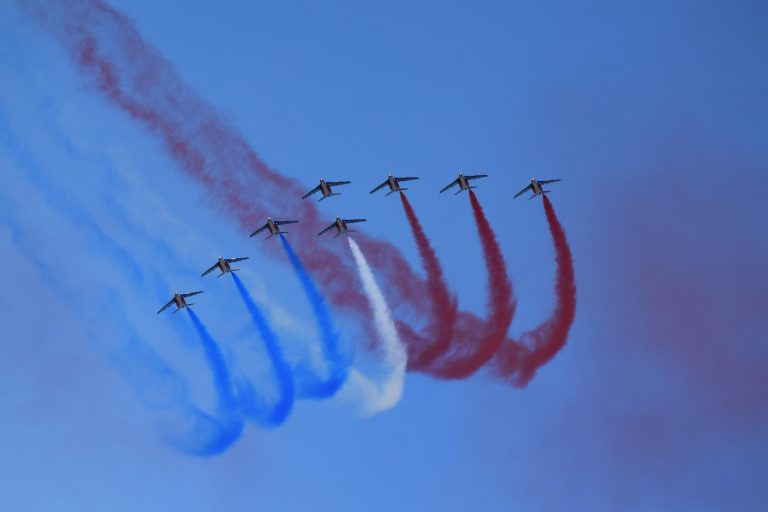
157;291;203;314
302;179;351;201
201;256;249;278
439;173;488;194
370;174;419;196
318;216;367;237
250;217;298;238
513;177;562;199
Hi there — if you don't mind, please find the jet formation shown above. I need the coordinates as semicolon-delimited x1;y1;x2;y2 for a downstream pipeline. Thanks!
158;172;561;312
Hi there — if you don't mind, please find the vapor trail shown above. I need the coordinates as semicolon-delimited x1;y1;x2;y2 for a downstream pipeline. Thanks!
398;192;457;369
347;238;407;415
280;235;348;398
492;195;576;385
230;273;294;427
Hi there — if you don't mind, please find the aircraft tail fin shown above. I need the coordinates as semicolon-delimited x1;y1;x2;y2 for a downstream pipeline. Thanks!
320;193;341;202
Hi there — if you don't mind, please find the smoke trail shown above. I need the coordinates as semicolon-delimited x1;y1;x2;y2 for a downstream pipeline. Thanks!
347;238;407;415
420;190;516;378
279;235;348;398
20;0;573;383
493;195;576;386
178;309;244;456
0;104;235;455
230;273;294;427
398;192;458;369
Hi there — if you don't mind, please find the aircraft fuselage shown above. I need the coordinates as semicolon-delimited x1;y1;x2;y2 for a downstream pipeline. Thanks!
387;175;400;192
173;293;188;310
531;178;543;196
320;179;333;198
267;218;281;235
458;173;470;190
336;217;347;234
216;257;232;274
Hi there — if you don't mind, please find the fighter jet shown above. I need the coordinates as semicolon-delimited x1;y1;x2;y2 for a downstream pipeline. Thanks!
157;291;203;314
439;173;488;195
318;216;367;237
302;179;351;201
201;256;249;278
250;217;298;238
370;174;419;196
513;177;562;199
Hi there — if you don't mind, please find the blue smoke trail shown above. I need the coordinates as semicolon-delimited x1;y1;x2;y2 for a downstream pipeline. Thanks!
279;235;348;398
0;104;243;456
230;273;294;427
180;309;244;456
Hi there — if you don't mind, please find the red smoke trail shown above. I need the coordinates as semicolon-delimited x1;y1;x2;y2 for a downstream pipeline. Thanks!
398;192;458;369
23;0;573;383
422;190;516;378
493;195;576;386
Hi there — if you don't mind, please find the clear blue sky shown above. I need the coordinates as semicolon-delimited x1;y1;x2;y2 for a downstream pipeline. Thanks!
1;1;766;510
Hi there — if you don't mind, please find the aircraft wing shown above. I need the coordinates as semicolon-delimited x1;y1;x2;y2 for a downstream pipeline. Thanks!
326;180;351;186
465;174;488;181
201;262;219;277
182;291;204;298
275;220;298;226
343;218;367;224
302;184;321;199
538;178;561;185
513;184;532;198
318;222;337;236
157;298;175;314
369;180;388;194
226;257;249;263
396;176;418;182
439;178;460;193
249;222;269;237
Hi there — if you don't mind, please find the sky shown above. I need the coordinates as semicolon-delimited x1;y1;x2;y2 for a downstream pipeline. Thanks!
1;0;767;511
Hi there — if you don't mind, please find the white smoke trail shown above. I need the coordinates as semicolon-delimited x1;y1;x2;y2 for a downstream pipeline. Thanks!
347;238;407;415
